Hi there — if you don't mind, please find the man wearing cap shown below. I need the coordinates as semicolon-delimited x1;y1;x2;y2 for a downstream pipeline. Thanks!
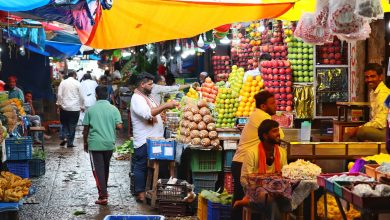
0;80;6;92
199;72;208;84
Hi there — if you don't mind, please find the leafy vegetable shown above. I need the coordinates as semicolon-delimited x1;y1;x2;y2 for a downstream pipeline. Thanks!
32;149;46;160
73;210;86;216
200;189;232;205
114;139;134;154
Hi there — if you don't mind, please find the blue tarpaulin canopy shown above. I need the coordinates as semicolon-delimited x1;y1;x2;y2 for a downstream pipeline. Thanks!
0;0;50;11
3;28;81;59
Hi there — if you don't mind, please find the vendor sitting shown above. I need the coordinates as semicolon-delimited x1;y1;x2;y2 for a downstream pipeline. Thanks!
24;91;50;143
236;119;287;219
346;63;390;142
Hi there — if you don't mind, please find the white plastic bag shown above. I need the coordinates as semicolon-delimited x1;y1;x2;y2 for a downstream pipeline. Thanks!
355;0;384;20
336;21;371;42
328;0;364;35
314;0;329;27
294;12;331;45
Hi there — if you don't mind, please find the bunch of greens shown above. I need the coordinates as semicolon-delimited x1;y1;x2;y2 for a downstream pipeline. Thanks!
32;149;47;160
114;139;134;154
200;189;232;205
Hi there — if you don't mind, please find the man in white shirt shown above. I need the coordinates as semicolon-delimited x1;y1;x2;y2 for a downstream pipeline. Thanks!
57;70;84;148
151;75;190;105
80;72;98;108
130;72;178;202
243;53;272;82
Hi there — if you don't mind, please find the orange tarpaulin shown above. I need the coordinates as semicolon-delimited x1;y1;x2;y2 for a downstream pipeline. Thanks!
85;0;295;49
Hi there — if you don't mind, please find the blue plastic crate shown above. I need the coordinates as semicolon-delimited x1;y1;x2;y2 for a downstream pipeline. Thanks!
103;215;165;220
147;138;175;160
6;161;29;178
224;150;235;169
5;137;33;161
207;201;231;220
29;159;45;177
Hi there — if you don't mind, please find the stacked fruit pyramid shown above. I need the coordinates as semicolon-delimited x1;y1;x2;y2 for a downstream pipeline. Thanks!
236;75;264;117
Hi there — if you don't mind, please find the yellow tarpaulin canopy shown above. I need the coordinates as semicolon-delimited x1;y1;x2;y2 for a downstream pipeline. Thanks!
86;0;295;49
86;0;390;49
279;0;390;21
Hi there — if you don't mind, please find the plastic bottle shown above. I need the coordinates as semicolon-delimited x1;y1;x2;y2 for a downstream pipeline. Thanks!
300;121;311;142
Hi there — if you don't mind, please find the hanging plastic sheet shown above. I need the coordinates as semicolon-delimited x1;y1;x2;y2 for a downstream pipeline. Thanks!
278;0;390;21
3;29;81;59
0;0;50;11
293;85;314;119
7;25;46;50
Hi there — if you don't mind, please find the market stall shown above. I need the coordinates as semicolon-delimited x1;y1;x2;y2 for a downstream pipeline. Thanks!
0;92;45;217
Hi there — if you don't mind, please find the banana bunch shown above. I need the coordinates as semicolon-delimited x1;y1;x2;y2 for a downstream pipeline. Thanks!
0;171;31;202
186;87;198;99
9;98;25;116
317;194;360;219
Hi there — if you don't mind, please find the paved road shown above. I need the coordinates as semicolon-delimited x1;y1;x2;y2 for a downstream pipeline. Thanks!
18;132;156;220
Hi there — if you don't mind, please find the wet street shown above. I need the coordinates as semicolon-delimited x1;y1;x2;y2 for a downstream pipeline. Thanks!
18;131;156;220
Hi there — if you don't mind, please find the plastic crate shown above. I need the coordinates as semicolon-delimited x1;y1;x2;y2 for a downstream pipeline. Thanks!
104;215;165;220
224;172;234;194
29;159;45;177
157;179;187;201
197;195;208;220
192;172;218;193
147;138;175;160
6;161;29;178
191;150;222;172
224;150;235;169
207;201;231;220
158;201;187;217
5;137;33;161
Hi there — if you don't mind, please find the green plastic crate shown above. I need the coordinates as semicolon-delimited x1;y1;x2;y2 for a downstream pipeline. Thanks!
191;150;222;172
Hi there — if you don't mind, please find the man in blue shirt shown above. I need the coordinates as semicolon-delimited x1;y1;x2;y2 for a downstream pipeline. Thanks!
7;76;24;102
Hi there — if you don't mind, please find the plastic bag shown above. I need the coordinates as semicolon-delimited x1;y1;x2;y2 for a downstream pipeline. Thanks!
314;0;329;27
355;0;384;20
336;21;371;42
294;12;331;45
328;0;364;35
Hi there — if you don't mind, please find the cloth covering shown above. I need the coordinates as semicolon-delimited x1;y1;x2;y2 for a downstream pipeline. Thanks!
290;180;318;210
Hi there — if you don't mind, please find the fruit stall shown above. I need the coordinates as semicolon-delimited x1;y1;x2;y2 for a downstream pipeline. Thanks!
138;1;390;218
0;92;44;217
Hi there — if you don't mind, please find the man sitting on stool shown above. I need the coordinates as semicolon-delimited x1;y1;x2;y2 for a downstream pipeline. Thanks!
346;63;390;142
24;91;50;143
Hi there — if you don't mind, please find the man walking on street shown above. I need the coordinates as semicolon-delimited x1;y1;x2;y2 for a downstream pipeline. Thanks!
83;85;123;205
130;72;178;202
57;70;84;148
